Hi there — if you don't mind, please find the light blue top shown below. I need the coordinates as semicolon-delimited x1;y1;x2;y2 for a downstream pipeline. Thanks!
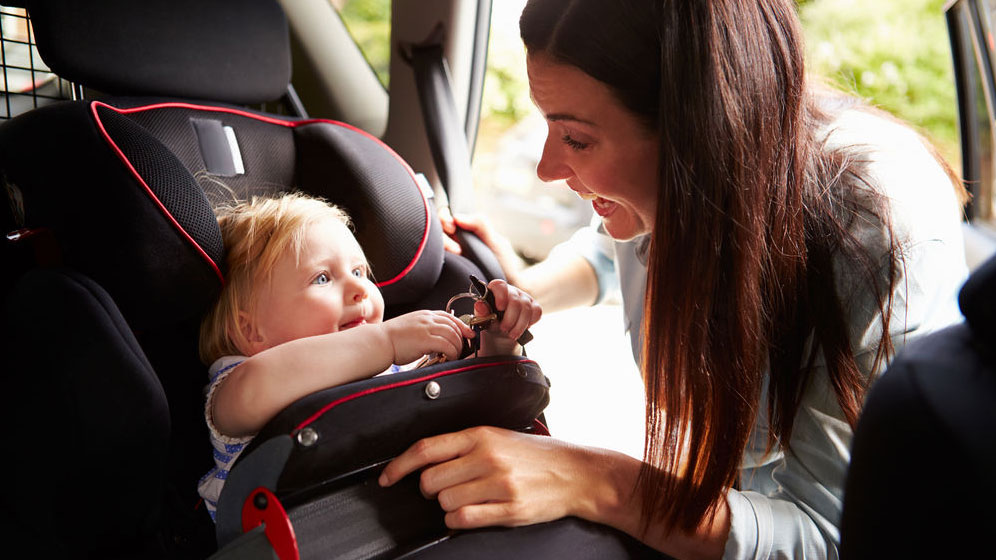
553;107;968;559
551;216;648;366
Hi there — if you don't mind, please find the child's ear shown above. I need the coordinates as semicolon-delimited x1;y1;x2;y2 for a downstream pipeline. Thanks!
238;311;266;355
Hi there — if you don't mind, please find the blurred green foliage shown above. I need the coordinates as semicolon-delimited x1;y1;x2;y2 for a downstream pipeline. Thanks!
481;16;532;125
332;0;960;168
799;0;958;166
337;0;391;88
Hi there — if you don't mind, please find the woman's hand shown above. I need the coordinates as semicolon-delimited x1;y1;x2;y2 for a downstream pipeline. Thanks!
476;279;542;355
378;427;729;559
439;207;526;283
438;206;464;255
380;310;474;364
379;426;608;529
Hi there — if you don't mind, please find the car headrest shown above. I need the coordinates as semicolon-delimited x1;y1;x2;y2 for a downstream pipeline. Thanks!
85;101;446;320
0;100;444;331
959;252;996;339
24;0;291;104
292;119;446;306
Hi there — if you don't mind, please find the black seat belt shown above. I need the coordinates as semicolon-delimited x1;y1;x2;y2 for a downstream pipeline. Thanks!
404;26;505;281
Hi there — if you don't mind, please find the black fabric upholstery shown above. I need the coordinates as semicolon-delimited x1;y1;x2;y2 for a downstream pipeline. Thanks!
0;101;224;331
386;251;488;318
95;105;224;268
119;103;299;202
841;255;996;558
216;356;549;550
0;102;223;553
238;357;548;497
93;100;448;310
0;268;172;557
959;248;996;338
296;121;444;305
411;518;664;559
134;315;219;557
25;0;291;104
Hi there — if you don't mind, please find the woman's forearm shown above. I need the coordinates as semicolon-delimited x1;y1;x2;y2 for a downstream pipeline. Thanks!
575;446;730;560
514;254;600;313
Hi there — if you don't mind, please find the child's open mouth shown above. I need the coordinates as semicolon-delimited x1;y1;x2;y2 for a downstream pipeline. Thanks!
340;318;367;330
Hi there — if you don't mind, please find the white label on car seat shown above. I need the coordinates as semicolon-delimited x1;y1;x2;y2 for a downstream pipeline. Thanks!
223;126;245;175
414;172;434;201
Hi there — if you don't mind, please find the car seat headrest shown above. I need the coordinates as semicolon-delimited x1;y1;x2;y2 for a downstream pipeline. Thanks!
959;252;996;339
86;102;445;316
1;100;445;331
24;0;291;104
293;120;445;305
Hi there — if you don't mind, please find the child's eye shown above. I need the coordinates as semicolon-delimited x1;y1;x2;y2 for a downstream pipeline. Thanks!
312;272;331;285
351;266;366;278
562;134;590;151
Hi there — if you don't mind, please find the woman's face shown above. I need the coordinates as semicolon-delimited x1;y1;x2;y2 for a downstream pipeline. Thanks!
527;52;659;241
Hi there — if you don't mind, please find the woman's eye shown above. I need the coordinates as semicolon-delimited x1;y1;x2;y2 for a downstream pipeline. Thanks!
562;134;590;151
312;272;331;285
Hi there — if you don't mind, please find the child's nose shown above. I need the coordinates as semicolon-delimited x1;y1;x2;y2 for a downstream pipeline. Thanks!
349;279;369;302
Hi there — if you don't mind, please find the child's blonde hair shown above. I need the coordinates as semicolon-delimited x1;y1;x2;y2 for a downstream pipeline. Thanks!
199;193;352;364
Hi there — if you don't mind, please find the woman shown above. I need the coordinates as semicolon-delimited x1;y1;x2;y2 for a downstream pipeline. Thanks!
381;1;969;557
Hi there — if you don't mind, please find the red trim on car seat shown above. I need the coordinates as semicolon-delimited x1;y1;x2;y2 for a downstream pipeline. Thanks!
241;486;299;560
294;359;538;432
89;101;226;284
531;418;551;436
90;101;432;288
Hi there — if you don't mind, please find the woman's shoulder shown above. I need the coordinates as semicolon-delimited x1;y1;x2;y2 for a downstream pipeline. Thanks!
821;106;963;244
819;106;950;193
819;105;922;153
818;105;968;352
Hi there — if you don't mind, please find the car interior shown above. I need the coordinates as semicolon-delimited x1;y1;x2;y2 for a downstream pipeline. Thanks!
2;0;995;558
0;1;659;558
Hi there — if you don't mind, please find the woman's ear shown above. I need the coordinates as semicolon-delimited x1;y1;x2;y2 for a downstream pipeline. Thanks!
238;310;266;356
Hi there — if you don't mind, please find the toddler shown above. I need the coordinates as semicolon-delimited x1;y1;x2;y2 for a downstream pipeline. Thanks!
196;193;541;519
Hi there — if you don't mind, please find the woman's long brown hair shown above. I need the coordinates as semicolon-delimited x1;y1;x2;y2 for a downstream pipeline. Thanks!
520;0;958;534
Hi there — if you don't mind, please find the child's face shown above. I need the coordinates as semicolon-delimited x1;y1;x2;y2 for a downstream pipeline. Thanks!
244;217;385;354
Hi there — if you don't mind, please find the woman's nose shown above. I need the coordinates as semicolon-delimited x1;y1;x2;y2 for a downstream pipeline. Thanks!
536;134;572;183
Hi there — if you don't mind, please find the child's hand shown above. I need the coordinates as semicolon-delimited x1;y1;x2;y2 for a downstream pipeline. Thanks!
382;310;475;365
476;279;542;355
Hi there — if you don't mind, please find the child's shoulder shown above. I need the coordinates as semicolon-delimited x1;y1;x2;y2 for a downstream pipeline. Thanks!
208;355;248;383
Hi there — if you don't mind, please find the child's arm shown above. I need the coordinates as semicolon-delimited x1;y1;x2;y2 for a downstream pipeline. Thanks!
476;279;543;356
212;310;474;437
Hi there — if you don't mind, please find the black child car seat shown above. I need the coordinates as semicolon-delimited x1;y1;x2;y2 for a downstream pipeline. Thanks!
840;252;996;559
0;1;660;558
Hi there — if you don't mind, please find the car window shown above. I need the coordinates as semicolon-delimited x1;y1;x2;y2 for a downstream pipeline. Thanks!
0;6;72;120
472;0;592;264
969;0;996;222
330;0;390;89
948;0;996;224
